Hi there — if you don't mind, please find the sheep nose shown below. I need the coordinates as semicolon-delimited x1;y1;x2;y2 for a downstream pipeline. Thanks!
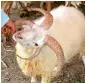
35;43;38;46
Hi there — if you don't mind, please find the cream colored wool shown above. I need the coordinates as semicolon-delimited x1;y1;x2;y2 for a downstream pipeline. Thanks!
15;6;85;83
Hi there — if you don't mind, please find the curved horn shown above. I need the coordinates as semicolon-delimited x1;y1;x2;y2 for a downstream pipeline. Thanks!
14;19;34;27
27;8;53;30
44;35;65;73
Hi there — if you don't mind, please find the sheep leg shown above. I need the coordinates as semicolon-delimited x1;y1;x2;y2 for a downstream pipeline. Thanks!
82;55;85;65
31;76;37;83
41;76;51;83
80;51;85;65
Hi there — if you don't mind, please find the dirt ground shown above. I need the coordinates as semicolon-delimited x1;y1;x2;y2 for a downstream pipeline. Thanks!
1;1;85;83
1;42;85;83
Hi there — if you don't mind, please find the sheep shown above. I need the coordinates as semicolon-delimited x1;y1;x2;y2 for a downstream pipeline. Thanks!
13;6;85;83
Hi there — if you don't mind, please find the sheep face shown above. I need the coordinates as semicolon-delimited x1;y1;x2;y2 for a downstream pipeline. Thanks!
13;24;47;47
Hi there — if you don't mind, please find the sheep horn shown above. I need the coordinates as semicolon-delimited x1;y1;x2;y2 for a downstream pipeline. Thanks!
44;35;65;73
14;19;35;28
27;8;53;30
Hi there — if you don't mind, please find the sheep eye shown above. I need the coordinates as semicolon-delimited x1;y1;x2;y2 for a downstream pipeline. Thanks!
35;43;38;46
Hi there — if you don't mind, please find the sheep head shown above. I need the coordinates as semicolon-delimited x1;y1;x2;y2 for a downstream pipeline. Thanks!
13;23;47;47
13;8;53;47
13;8;65;72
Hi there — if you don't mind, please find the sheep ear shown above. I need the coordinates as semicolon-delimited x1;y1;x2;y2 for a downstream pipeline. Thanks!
44;35;65;73
12;31;23;42
12;33;17;41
